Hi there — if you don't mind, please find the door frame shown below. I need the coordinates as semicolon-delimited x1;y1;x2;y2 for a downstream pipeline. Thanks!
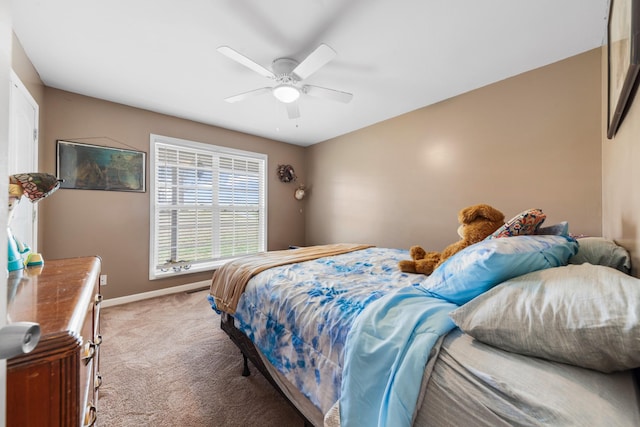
8;69;39;252
1;1;13;425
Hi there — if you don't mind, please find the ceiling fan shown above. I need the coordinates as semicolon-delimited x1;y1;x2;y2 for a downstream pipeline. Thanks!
217;44;353;119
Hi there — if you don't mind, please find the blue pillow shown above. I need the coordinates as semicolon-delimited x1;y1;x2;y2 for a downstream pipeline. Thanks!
536;221;569;236
421;235;579;305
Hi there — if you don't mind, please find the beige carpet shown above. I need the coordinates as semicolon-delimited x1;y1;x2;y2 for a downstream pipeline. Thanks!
98;289;305;427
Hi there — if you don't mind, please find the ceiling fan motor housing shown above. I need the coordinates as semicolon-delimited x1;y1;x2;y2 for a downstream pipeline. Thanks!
272;58;299;80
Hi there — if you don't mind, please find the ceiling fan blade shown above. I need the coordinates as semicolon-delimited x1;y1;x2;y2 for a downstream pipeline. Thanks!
217;46;275;79
292;44;336;80
303;85;353;103
286;102;300;119
224;87;272;103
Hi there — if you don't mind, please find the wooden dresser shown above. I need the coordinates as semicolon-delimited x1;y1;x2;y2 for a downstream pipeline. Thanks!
7;256;103;427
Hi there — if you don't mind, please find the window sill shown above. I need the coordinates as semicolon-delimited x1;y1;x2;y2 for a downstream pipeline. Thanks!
149;257;240;280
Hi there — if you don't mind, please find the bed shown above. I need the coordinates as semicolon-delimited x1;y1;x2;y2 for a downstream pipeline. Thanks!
208;235;640;427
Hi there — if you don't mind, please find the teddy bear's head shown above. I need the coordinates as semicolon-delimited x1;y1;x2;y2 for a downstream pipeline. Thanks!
456;204;505;243
399;203;506;276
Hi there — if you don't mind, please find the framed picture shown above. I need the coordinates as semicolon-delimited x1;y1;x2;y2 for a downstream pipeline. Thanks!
56;140;146;192
607;0;640;139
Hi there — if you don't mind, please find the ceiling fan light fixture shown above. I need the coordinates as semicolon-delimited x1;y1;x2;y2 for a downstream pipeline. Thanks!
273;84;300;103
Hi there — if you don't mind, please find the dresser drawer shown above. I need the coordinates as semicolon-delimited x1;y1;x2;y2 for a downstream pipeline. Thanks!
83;286;103;426
93;291;103;407
79;299;97;427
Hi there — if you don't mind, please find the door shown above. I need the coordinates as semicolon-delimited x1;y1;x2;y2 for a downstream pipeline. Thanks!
1;1;13;425
8;70;38;252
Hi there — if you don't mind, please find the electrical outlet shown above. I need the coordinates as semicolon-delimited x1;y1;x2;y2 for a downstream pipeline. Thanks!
99;275;108;286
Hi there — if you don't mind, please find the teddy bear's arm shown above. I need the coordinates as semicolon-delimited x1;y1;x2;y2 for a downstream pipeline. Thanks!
398;260;418;273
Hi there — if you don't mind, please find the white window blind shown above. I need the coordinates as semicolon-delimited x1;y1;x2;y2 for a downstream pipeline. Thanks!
149;134;267;279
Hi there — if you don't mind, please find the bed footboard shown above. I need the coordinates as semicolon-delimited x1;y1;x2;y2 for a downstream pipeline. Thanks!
220;312;314;427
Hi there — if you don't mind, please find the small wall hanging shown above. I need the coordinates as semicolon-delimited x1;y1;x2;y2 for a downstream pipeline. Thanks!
276;164;297;183
294;184;306;200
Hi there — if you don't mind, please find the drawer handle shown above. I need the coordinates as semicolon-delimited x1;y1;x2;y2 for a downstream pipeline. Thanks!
83;403;97;427
95;294;103;305
82;341;96;365
95;373;103;390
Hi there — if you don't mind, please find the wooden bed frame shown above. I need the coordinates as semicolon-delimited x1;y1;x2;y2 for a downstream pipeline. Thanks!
220;312;314;427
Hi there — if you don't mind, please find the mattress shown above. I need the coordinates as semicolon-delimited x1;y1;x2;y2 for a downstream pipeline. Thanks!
417;329;640;427
251;326;640;427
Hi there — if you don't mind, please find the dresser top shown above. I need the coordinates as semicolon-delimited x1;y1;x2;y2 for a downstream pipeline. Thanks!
8;256;101;338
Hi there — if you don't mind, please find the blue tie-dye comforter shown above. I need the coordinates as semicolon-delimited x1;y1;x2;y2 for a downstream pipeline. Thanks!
219;246;458;426
210;235;578;427
229;247;428;413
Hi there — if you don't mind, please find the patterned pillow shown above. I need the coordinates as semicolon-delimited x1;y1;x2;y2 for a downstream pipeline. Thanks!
488;208;546;239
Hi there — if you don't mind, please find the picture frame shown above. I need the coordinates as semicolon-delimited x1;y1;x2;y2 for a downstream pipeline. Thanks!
607;0;640;139
56;140;146;192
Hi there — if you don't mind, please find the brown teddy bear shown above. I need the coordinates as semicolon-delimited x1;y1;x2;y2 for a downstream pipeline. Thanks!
398;204;505;275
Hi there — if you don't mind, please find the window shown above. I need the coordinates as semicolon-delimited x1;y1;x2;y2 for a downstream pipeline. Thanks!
149;134;267;279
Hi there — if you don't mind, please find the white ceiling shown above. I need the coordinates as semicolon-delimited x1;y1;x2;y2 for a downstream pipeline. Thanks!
12;0;610;146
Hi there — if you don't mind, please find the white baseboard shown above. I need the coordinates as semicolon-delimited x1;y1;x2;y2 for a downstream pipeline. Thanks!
102;280;211;308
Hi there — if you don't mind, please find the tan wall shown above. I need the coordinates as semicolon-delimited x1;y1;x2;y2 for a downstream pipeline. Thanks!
306;49;603;251
601;47;640;277
41;88;306;299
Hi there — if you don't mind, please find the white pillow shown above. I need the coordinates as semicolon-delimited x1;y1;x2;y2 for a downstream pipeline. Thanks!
450;263;640;373
569;237;631;273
